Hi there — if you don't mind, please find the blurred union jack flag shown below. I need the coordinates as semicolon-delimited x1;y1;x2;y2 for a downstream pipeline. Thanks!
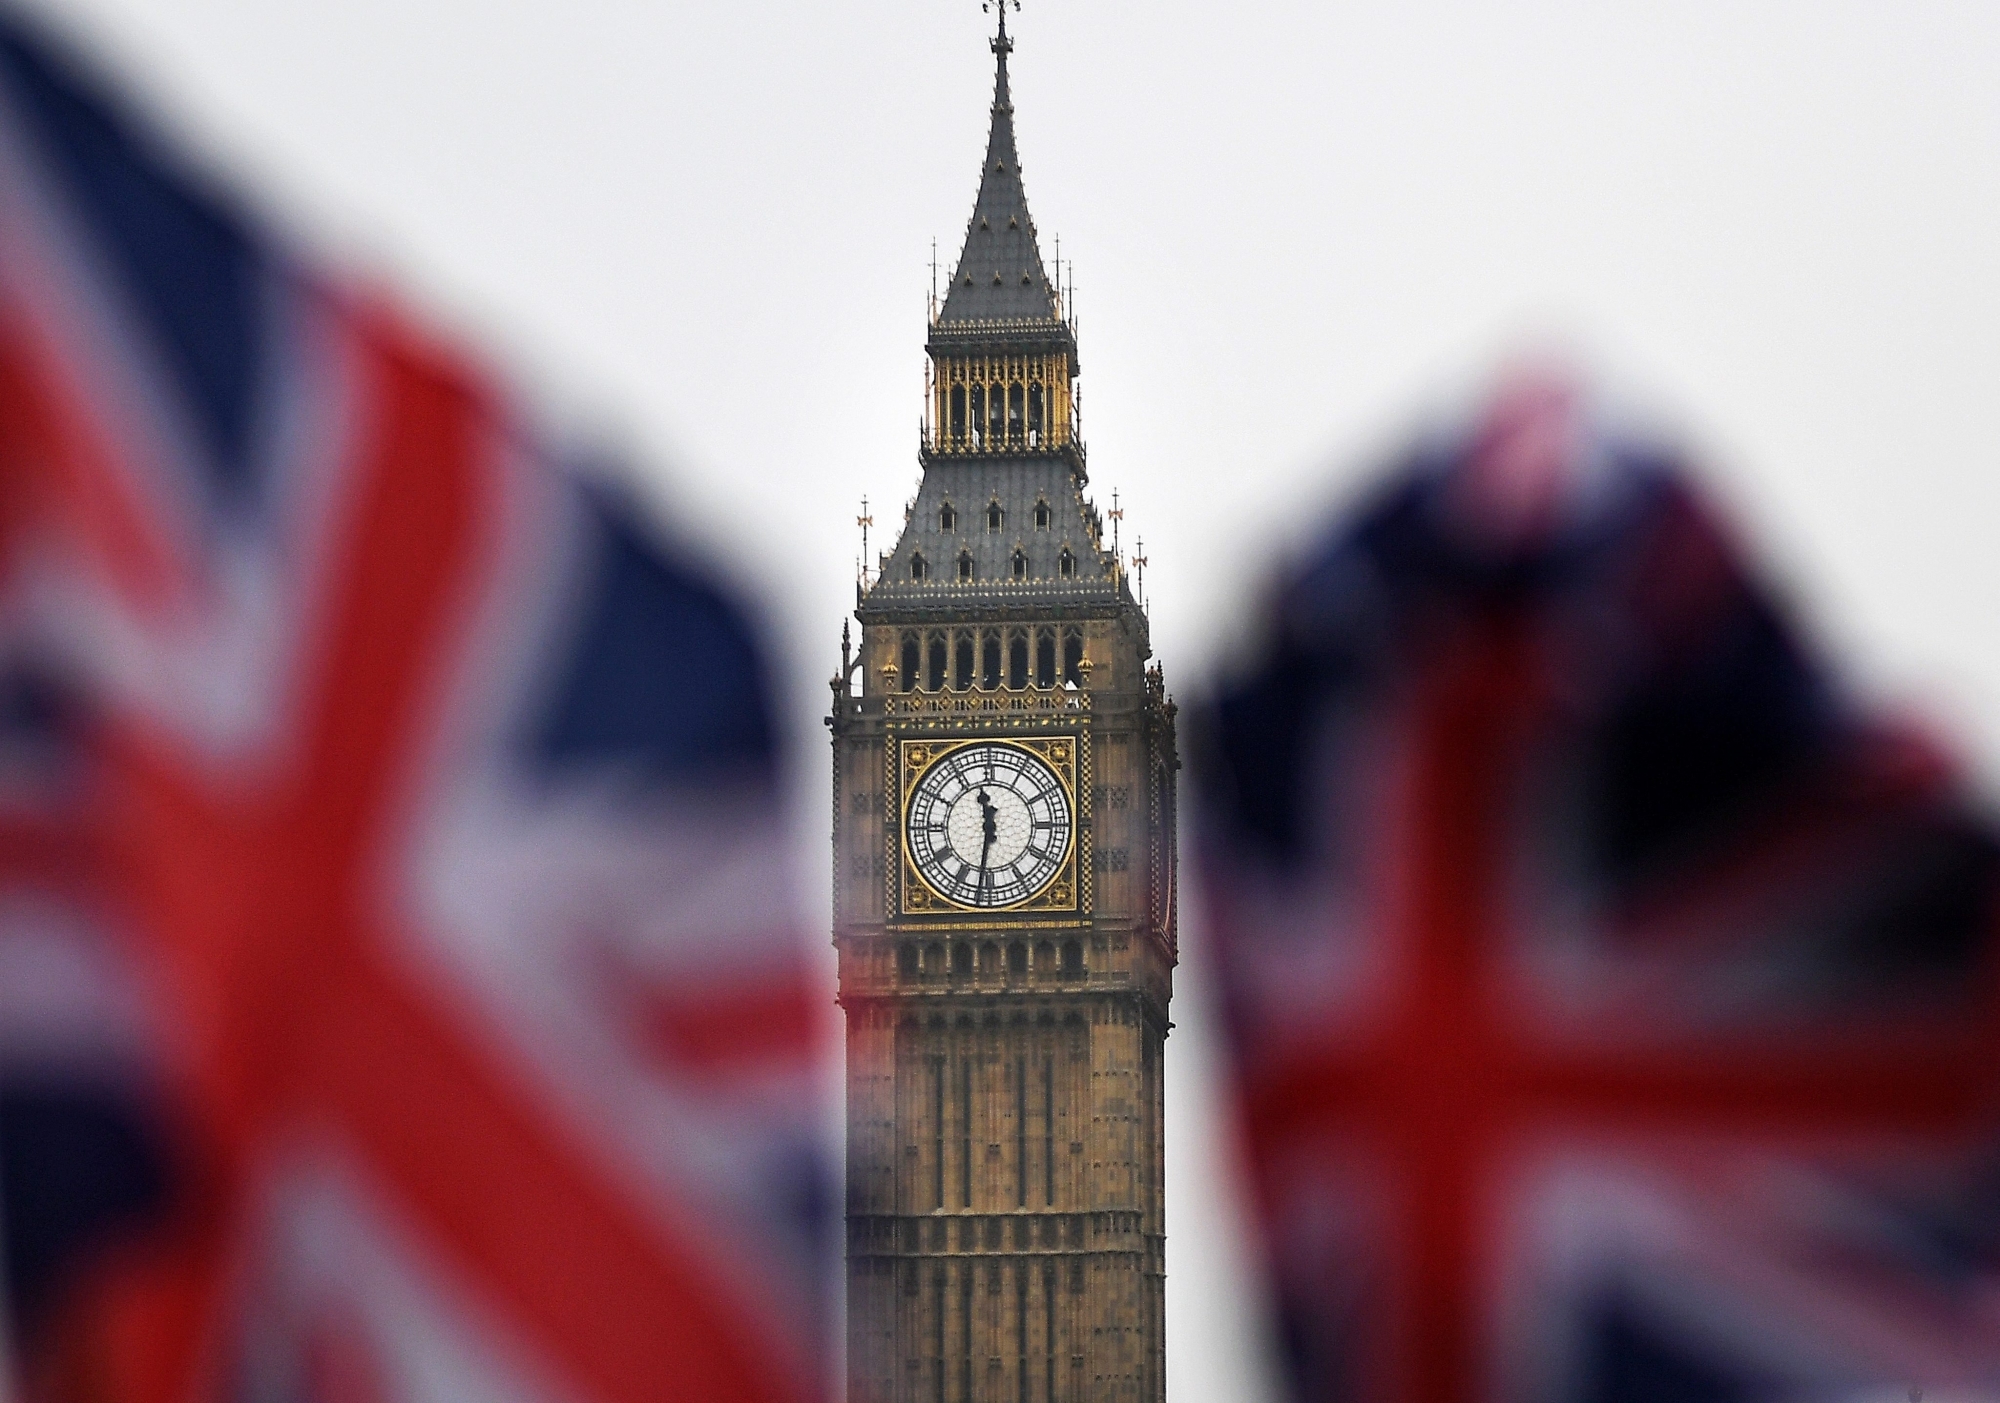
1194;375;2000;1402
0;13;826;1402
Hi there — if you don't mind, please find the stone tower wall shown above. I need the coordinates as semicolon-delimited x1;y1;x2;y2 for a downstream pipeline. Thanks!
832;604;1173;1403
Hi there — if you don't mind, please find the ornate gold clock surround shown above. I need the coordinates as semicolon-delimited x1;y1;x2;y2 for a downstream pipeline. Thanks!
893;731;1090;919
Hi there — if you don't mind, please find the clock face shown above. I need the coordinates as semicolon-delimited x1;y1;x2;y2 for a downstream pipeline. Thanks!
906;741;1073;909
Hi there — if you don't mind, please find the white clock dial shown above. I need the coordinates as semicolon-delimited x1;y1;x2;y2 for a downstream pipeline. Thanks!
906;742;1072;908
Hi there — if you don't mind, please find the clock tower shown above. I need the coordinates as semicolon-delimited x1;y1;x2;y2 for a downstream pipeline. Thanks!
829;12;1176;1403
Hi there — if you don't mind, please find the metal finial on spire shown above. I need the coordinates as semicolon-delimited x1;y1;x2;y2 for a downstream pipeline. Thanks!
983;0;1018;55
982;0;1018;111
857;497;874;587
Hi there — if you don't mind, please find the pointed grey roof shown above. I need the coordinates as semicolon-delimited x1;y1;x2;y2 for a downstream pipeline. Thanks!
935;25;1063;329
860;16;1132;625
864;452;1129;618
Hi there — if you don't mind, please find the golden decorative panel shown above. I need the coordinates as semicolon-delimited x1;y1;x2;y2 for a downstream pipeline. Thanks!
895;734;1083;917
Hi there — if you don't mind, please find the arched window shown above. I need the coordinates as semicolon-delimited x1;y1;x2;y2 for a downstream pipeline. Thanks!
1028;383;1044;444
1035;631;1056;689
1011;549;1027;580
910;552;927;581
954;634;974;690
957;550;973;582
1063;630;1083;687
939;503;957;532
1008;633;1029;689
949;385;966;442
927;635;947;692
1058;548;1075;579
981;634;1001;689
969;385;985;446
901;633;919;693
1007;383;1024;442
1033;498;1051;530
987;502;1003;532
988;384;1006;443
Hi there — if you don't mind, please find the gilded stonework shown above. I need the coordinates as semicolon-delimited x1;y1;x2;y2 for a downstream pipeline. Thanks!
829;14;1173;1403
897;735;1081;916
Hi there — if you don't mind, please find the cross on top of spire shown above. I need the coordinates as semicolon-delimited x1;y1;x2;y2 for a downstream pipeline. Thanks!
985;0;1018;57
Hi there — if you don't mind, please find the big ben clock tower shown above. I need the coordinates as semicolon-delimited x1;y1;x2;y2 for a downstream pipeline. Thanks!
829;10;1175;1402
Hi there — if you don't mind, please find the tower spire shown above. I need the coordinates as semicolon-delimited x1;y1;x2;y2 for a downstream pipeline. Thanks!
988;0;1015;108
938;1;1056;328
915;1;1086;471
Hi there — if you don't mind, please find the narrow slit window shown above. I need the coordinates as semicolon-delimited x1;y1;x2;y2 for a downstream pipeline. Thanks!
935;1270;948;1403
958;1059;973;1206
954;634;974;690
960;1268;974;1400
950;384;966;441
901;634;919;692
1008;382;1024;442
1036;632;1056;688
1042;1263;1057;1403
1028;383;1044;444
927;635;947;692
969;385;986;446
1042;1058;1055;1205
1063;631;1083;687
988;384;1006;443
932;1059;946;1210
1008;633;1029;689
1015;1057;1028;1206
981;634;1002;689
1016;1267;1030;1403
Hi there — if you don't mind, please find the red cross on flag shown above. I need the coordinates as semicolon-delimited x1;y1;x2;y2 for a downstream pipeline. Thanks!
1195;372;2000;1402
0;15;828;1403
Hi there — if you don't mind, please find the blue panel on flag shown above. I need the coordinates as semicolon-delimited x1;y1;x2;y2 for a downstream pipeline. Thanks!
0;20;267;509
0;1084;171;1348
529;490;778;790
1581;1299;1760;1403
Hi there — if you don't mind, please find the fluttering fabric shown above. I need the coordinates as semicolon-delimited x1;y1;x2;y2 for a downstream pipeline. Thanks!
1193;375;2000;1402
0;13;826;1402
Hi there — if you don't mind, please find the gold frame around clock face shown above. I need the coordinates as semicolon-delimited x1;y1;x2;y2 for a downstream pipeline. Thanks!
899;736;1079;916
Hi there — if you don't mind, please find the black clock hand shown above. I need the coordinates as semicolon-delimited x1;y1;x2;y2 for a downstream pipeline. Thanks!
976;790;998;891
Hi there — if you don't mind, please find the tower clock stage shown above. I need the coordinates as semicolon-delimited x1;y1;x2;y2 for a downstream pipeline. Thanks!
902;738;1077;912
827;9;1176;1403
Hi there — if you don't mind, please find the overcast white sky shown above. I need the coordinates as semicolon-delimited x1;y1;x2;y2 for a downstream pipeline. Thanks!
28;1;2000;1396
